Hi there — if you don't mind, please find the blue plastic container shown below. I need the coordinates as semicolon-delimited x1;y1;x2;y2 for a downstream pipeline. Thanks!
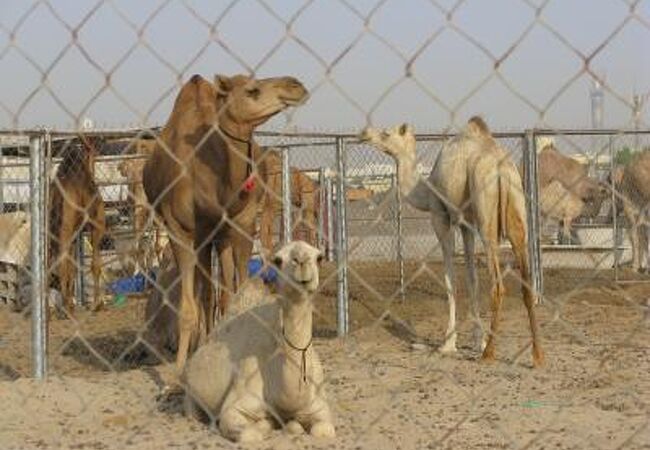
247;258;278;284
107;272;153;295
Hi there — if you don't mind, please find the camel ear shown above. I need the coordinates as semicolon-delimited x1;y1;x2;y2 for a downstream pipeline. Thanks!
399;123;410;136
214;74;233;95
316;253;323;266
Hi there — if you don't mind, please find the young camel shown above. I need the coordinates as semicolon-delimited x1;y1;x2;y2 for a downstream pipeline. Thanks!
360;118;544;367
143;73;308;372
49;135;106;317
183;241;335;442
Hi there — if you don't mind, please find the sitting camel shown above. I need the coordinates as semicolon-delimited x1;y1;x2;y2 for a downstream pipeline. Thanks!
49;135;106;317
259;149;319;258
360;118;544;367
183;241;335;442
143;73;308;372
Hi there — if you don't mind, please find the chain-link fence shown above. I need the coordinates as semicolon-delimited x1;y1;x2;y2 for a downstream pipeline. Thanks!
2;1;650;449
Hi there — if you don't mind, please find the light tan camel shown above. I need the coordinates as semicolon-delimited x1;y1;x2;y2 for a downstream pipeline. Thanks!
536;140;607;242
117;139;166;272
360;118;544;367
142;73;308;372
183;241;335;442
48;135;106;317
539;181;585;244
610;151;650;272
259;150;319;257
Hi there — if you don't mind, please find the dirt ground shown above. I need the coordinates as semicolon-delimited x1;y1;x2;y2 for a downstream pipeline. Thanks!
1;262;649;449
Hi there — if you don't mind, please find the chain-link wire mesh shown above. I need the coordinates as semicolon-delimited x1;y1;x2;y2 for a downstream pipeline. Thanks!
1;1;650;449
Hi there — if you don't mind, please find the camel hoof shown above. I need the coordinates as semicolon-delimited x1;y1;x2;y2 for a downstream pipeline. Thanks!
286;420;305;435
156;383;183;403
310;422;335;438
437;341;457;354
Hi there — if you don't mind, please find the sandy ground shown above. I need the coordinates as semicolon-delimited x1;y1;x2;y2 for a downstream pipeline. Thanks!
1;262;649;449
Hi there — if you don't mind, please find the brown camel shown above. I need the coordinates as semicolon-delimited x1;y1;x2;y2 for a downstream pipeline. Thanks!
142;73;308;371
361;117;544;367
610;150;650;272
258;149;319;257
48;135;106;317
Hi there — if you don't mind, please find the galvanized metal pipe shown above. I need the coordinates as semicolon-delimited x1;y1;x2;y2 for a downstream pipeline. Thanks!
610;136;621;280
325;175;334;262
29;133;47;379
523;132;543;302
281;148;292;245
334;137;349;336
394;174;405;300
317;167;326;253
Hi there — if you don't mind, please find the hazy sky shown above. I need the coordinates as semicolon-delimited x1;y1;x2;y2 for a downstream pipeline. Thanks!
1;0;648;133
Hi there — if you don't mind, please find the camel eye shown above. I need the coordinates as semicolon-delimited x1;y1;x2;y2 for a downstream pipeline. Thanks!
292;258;300;265
246;87;260;98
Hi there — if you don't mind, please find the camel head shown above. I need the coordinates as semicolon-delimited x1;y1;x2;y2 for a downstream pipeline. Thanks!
215;74;309;128
359;123;416;161
272;241;323;296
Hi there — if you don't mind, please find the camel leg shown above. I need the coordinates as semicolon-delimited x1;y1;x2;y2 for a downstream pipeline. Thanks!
639;223;649;273
258;196;275;262
57;206;78;318
630;219;641;272
217;243;235;317
480;235;504;363
461;225;484;352
195;237;216;336
89;198;106;311
504;205;544;368
431;213;457;353
162;206;201;373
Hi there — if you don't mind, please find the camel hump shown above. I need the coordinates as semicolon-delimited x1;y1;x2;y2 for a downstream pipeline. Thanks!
189;74;204;84
466;116;490;136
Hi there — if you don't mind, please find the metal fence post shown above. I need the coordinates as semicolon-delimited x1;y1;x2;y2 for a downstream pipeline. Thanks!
318;167;326;253
325;172;334;262
335;137;349;336
394;173;405;300
30;132;47;379
523;131;543;302
610;136;621;280
75;236;85;306
281;148;292;245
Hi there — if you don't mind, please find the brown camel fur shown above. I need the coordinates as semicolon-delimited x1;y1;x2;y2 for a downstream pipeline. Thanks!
259;150;319;257
361;117;544;367
48;135;106;317
611;151;650;272
142;73;308;371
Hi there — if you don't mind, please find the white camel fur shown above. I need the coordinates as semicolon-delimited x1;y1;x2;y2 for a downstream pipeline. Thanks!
360;117;544;367
182;240;335;442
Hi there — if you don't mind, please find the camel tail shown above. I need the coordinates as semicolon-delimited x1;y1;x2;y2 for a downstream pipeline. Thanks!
497;168;509;241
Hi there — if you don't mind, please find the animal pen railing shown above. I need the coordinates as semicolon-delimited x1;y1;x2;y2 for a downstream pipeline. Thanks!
2;127;650;377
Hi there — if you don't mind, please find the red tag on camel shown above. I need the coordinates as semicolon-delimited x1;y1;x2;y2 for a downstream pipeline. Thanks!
243;175;256;193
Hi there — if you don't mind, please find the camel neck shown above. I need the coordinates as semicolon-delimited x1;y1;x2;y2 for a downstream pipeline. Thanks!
280;295;313;384
280;296;313;350
395;156;431;212
218;122;253;144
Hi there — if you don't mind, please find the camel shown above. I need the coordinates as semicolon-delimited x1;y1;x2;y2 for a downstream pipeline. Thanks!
117;141;167;273
610;151;650;272
360;118;544;367
536;139;607;243
48;135;106;317
539;181;585;244
142;73;308;372
259;149;319;258
183;241;335;442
